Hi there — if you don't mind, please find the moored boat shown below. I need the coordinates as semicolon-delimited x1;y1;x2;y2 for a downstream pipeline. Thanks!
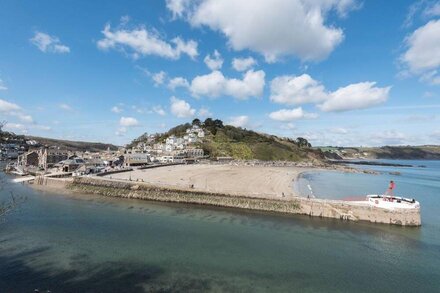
367;194;420;210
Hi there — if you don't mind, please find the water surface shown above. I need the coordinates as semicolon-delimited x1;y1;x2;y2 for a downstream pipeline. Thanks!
1;161;439;292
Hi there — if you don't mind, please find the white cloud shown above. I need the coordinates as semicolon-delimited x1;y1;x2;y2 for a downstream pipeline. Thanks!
30;32;70;54
16;114;33;123
329;127;348;134
111;106;123;113
425;2;440;17
400;19;440;85
270;74;327;105
190;69;265;99
0;99;35;125
204;50;223;70
97;23;198;60
0;99;21;112
0;79;7;91
370;130;408;146
153;105;166;116
170;96;196;118
115;127;127;136
166;0;191;19
119;117;139;127
152;71;166;86
168;76;190;90
280;122;296;130
269;107;318;121
197;107;212;118
232;57;257;71
227;115;250;128
171;0;358;62
4;122;50;133
270;74;390;111
318;82;391;112
59;103;73;111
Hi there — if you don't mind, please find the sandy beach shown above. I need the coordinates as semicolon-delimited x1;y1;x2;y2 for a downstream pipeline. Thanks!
104;164;308;199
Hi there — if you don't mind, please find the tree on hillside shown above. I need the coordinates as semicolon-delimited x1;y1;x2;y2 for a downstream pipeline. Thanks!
192;118;201;126
203;118;224;135
296;137;312;148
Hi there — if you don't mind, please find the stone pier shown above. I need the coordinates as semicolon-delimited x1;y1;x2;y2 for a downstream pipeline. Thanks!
35;177;421;227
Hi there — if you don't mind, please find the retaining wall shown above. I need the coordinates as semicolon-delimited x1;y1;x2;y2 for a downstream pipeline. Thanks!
66;177;421;226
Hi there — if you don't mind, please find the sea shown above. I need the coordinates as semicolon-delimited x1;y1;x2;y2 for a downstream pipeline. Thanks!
0;160;439;292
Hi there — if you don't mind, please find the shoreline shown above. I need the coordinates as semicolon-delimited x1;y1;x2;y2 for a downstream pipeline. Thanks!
25;167;421;226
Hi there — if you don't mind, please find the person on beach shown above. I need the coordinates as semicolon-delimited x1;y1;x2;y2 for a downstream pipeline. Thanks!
385;180;395;198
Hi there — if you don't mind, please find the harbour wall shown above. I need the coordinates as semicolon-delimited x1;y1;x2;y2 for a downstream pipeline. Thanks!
36;176;421;226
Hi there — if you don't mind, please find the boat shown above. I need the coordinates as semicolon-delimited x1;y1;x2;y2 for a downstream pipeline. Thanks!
366;194;420;210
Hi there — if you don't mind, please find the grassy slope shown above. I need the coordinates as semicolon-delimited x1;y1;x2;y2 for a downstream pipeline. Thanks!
144;124;323;161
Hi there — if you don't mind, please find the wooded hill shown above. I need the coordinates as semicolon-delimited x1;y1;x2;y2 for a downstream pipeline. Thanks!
131;118;328;162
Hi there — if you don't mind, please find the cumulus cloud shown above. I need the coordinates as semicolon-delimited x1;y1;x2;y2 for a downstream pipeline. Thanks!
318;82;391;112
270;74;327;105
170;96;196;118
204;50;223;70
168;76;190;90
152;105;166;116
119;116;139;127
30;32;70;53
0;99;21;113
400;19;440;85
232;57;257;71
111;106;123;113
168;0;359;62
269;74;390;112
152;71;166;86
0;99;34;124
227;115;250;128
190;69;265;99
269;107;318;122
166;0;190;19
197;107;212;118
0;79;7;91
97;23;198;60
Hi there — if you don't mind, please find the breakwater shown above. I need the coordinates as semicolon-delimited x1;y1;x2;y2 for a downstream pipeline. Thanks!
33;177;421;226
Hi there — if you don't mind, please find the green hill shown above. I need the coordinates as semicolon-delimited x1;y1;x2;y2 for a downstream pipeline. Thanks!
131;118;327;162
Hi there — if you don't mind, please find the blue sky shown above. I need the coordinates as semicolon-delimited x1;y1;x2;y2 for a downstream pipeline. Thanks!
0;0;439;146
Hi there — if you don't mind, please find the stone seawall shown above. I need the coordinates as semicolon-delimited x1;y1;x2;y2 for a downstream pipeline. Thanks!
33;176;72;188
65;177;421;226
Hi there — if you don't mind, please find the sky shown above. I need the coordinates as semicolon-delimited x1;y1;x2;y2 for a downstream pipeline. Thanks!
0;0;439;147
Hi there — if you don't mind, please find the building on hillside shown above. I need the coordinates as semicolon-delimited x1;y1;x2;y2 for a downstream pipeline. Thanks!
39;148;69;170
17;150;39;167
54;157;85;172
123;153;151;167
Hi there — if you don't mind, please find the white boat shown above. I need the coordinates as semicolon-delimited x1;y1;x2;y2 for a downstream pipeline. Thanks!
367;194;420;210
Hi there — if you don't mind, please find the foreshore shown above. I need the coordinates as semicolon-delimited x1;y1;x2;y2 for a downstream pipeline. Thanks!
25;164;421;226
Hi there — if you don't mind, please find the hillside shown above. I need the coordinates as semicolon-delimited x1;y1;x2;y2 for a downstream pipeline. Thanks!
26;136;119;152
1;125;119;152
131;118;327;162
319;145;440;160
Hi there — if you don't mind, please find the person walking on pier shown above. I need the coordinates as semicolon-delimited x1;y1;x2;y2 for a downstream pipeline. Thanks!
385;180;395;197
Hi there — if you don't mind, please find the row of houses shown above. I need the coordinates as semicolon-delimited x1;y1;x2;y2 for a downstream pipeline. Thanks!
123;148;204;166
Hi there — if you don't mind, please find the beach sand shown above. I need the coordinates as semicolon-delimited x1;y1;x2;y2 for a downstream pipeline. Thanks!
105;164;309;199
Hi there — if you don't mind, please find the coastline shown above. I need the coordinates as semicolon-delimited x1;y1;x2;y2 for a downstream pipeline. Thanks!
25;165;421;226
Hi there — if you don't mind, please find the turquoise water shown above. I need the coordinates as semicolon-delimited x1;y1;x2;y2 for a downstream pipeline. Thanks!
1;161;440;292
